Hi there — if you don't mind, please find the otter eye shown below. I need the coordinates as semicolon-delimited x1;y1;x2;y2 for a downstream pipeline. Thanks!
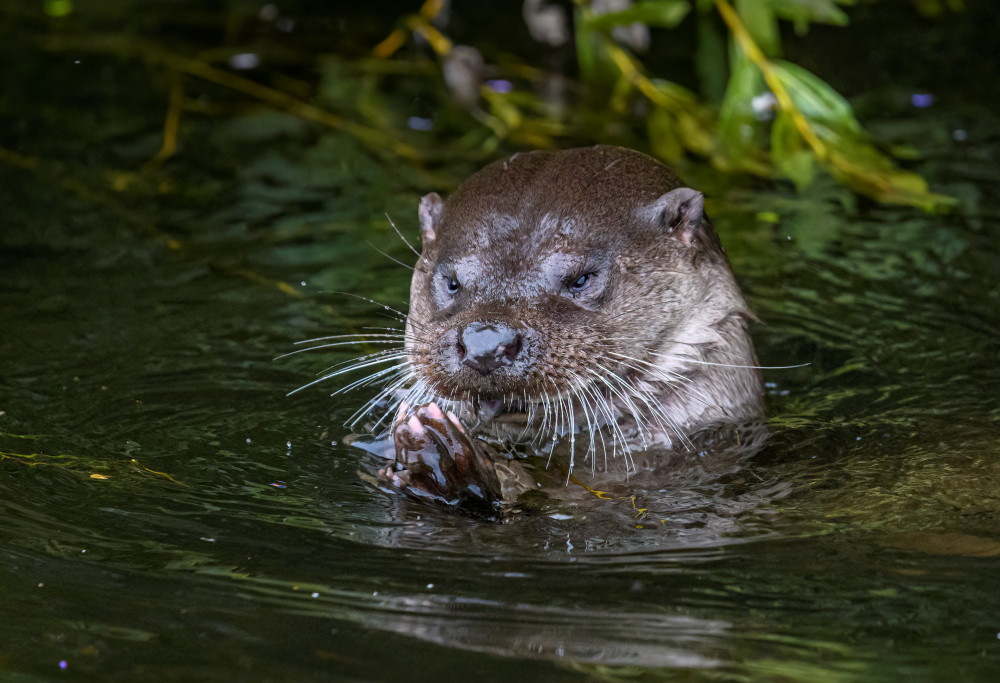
569;273;591;291
445;275;461;294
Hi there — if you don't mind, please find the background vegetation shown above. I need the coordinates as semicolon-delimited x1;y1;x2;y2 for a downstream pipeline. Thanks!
6;0;977;212
371;0;963;209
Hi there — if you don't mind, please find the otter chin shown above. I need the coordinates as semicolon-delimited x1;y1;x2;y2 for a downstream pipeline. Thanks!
373;145;765;511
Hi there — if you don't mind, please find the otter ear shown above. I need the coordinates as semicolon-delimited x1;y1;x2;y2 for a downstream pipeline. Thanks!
648;187;704;246
418;192;444;244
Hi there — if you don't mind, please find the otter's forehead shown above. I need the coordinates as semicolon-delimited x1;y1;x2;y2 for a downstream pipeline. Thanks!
429;204;613;274
432;146;684;249
445;146;682;220
437;205;596;248
420;146;692;290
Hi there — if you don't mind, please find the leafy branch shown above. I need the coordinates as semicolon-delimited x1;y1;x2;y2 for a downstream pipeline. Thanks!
377;0;955;210
32;0;957;210
713;0;954;210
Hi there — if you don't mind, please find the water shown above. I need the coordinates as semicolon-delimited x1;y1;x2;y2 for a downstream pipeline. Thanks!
1;2;998;681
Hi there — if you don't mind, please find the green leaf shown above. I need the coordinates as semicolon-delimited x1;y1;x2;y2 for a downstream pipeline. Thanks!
770;60;860;131
764;0;852;29
648;108;685;162
650;77;701;107
695;10;728;102
911;0;964;18
677;110;717;157
718;52;768;171
771;111;815;189
767;62;955;210
582;0;691;31
736;0;781;56
575;6;620;91
645;79;716;157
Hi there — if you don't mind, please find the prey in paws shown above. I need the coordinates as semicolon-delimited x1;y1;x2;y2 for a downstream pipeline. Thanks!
379;402;503;513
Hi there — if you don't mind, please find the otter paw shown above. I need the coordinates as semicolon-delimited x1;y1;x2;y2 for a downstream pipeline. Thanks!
382;402;501;510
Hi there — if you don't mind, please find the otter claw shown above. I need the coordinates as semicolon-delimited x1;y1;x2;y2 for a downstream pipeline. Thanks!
405;415;426;437
446;411;466;434
382;402;501;510
425;402;446;421
378;464;412;488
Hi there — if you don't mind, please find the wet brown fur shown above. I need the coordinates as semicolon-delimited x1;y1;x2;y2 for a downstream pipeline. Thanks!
406;145;763;454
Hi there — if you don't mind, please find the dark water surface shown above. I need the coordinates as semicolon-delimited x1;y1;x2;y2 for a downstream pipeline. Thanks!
2;3;999;681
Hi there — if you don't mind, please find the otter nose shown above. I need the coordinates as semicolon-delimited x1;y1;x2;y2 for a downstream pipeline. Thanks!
457;322;522;376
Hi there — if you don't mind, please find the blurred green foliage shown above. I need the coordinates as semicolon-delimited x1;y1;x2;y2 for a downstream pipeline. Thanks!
378;0;956;210
11;0;964;210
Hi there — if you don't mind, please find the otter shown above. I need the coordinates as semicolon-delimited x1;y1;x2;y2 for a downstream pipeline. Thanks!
370;145;764;513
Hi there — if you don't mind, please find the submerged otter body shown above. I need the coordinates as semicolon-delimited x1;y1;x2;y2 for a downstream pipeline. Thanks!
377;146;764;512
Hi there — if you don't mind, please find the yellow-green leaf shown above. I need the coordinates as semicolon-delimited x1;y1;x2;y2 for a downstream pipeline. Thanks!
583;0;692;31
648;108;685;162
770;60;860;131
772;110;815;188
765;0;852;29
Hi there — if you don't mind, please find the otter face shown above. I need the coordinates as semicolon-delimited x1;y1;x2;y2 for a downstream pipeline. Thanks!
404;147;724;416
409;230;618;403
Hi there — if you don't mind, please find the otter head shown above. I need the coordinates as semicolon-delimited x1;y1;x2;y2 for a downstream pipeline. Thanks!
405;146;754;429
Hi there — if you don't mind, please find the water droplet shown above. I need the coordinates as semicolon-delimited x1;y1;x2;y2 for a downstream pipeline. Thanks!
259;3;278;21
229;53;260;70
406;116;434;131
